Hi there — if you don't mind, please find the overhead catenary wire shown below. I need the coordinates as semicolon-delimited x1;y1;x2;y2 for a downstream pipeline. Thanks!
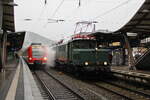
92;0;131;20
70;0;131;34
51;0;65;17
41;0;132;34
66;0;131;24
32;2;47;30
44;0;65;28
38;5;47;20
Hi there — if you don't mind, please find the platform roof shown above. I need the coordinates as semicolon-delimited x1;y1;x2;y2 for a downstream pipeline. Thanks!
7;31;26;51
94;0;150;35
118;0;150;34
2;0;15;32
91;0;150;46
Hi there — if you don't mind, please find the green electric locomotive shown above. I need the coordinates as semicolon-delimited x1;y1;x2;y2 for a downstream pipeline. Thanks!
53;34;112;73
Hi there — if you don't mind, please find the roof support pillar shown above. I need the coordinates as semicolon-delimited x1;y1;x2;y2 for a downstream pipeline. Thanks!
123;32;136;70
121;47;126;65
1;30;7;71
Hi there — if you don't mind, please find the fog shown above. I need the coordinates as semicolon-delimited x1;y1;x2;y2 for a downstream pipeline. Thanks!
46;47;56;68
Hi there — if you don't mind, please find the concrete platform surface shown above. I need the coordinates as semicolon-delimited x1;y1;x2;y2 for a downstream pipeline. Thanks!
0;59;18;90
111;65;150;75
0;57;44;100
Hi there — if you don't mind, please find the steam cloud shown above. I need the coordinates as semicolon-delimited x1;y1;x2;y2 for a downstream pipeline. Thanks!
46;47;56;68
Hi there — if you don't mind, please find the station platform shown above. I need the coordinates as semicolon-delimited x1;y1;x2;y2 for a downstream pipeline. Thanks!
111;65;150;75
0;59;18;90
111;66;130;71
0;57;43;100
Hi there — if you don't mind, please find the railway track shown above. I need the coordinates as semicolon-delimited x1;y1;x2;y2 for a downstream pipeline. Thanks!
94;80;150;100
34;70;84;100
33;74;50;100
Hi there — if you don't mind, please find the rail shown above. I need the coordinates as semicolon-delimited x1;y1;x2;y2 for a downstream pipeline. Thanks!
35;70;85;100
44;70;85;100
94;83;133;100
94;80;150;100
34;71;56;100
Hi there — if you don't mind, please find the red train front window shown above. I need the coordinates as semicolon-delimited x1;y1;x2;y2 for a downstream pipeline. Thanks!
32;47;44;58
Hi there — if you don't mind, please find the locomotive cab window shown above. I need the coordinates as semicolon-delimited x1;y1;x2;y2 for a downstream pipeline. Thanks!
72;40;96;49
98;43;109;49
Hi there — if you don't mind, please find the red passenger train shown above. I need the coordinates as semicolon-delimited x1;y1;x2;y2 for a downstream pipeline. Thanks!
23;43;48;68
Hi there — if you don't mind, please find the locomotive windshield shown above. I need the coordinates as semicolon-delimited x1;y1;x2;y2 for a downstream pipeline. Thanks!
73;40;96;49
32;47;44;58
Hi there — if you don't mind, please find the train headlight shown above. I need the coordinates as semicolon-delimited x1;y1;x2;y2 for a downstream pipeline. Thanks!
85;62;88;66
104;62;107;65
43;57;47;60
29;57;32;60
95;48;98;51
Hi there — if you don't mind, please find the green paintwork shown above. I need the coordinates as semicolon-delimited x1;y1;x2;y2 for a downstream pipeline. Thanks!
72;49;110;65
55;39;111;67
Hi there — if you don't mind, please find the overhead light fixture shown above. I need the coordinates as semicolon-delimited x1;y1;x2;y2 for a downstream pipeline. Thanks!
127;32;137;36
7;2;18;6
17;33;21;35
57;19;65;22
92;21;98;23
24;19;32;21
141;9;150;13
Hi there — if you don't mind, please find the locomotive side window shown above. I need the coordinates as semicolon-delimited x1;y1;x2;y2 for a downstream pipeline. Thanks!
98;43;109;49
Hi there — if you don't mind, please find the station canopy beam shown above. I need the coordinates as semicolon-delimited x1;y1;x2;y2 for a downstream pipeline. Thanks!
2;0;16;32
7;31;26;52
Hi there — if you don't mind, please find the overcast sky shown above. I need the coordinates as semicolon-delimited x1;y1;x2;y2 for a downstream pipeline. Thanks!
14;0;145;41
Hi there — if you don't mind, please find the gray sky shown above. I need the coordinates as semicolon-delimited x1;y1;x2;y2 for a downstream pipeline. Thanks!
14;0;145;41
